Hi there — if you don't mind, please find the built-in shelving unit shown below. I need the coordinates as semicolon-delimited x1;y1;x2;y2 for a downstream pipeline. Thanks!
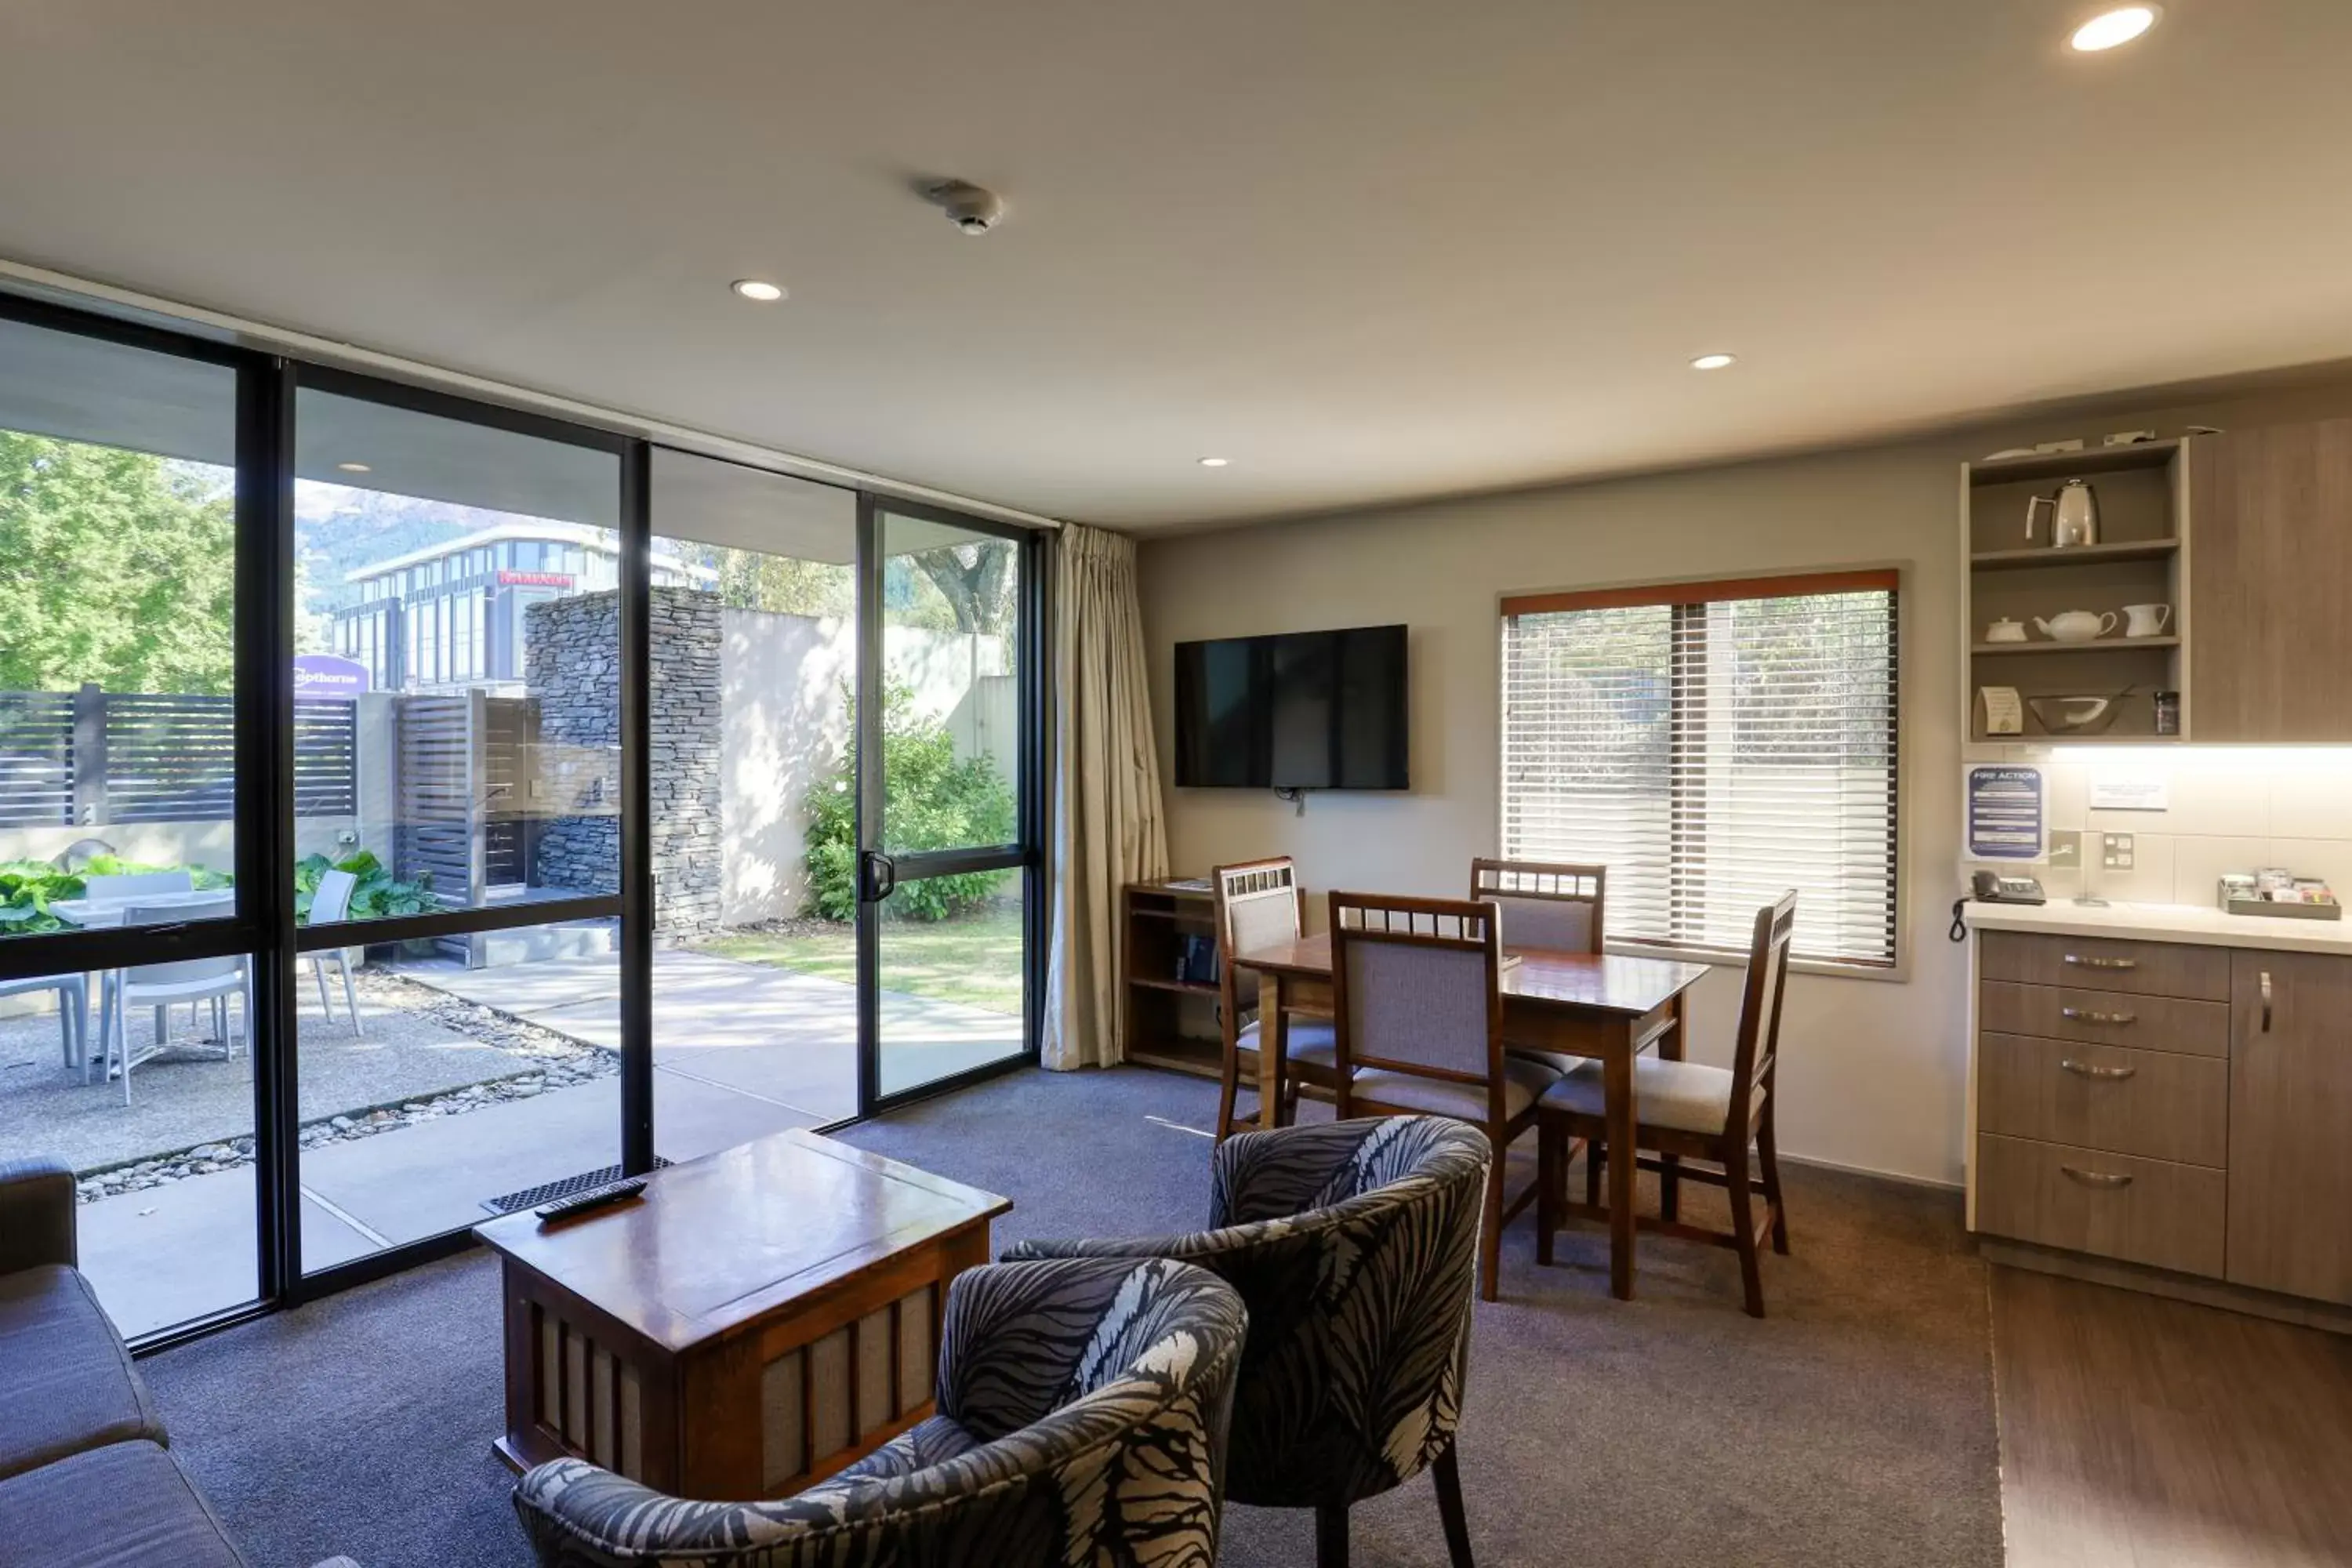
1962;438;2195;746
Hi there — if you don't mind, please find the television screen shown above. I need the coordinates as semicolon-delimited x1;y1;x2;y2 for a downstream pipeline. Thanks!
1174;624;1408;789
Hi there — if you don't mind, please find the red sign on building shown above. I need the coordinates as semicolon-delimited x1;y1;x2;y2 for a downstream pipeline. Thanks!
498;570;577;588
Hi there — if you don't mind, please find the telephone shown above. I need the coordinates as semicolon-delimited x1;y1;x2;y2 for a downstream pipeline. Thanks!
1951;870;2046;940
1972;869;2046;905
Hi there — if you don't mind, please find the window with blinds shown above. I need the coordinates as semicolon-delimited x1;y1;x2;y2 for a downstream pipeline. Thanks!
1499;571;1900;967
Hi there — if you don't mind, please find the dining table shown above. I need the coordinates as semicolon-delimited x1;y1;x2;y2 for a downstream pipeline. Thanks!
1235;931;1711;1300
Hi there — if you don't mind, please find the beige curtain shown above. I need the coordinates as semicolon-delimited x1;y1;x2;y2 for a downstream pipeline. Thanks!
1044;524;1168;1069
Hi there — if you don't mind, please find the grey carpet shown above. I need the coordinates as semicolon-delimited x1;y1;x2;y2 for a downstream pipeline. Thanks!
140;1066;2003;1567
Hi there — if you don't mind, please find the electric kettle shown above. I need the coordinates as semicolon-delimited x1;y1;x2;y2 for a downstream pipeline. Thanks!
2026;479;2100;548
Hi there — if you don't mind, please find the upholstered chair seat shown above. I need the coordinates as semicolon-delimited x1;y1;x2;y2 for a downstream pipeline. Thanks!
1543;1055;1749;1135
1236;1016;1337;1069
1348;1054;1558;1121
1007;1116;1490;1568
512;1257;1247;1568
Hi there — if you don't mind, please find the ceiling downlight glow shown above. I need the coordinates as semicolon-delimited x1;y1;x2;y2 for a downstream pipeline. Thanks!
1690;353;1737;371
731;279;786;302
1197;456;1230;467
2071;6;2159;51
336;462;372;474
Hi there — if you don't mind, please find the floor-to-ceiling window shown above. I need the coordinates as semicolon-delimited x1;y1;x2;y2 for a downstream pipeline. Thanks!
0;289;1047;1347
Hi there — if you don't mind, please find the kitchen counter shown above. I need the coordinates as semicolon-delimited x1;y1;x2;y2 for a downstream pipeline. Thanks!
1964;897;2352;955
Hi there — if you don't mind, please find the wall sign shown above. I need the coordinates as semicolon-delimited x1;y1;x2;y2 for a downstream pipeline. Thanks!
499;570;576;588
1966;764;2046;862
2089;777;2170;811
292;652;370;698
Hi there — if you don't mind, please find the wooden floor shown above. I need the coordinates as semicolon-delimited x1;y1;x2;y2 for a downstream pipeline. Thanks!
1991;1265;2352;1567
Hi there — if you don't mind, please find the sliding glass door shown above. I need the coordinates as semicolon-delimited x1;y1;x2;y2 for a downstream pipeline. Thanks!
858;505;1043;1105
0;286;1045;1347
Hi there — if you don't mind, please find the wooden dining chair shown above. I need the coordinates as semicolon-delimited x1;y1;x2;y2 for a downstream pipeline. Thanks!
1211;858;1341;1142
1534;891;1797;1316
1468;858;1606;954
1329;891;1563;1301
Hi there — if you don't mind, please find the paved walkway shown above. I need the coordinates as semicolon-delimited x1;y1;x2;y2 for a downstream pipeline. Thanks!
69;949;1023;1338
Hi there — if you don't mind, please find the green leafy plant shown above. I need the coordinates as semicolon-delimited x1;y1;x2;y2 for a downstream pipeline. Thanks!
292;850;439;923
0;855;233;936
805;682;1016;923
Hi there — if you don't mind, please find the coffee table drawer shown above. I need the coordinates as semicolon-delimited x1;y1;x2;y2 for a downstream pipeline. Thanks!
1978;1033;2227;1167
1979;931;2230;1001
1976;1133;2225;1278
1980;982;2230;1058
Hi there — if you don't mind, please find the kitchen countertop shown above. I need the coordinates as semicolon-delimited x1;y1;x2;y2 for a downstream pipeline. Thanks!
1965;897;2352;955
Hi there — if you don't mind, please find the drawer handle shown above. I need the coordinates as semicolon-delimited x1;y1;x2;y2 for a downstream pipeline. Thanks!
2060;1166;2134;1190
2060;1007;2137;1026
2060;1058;2138;1081
2261;970;2272;1033
2063;953;2136;971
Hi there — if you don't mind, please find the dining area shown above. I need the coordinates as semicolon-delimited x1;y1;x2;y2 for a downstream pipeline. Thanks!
1178;855;1798;1317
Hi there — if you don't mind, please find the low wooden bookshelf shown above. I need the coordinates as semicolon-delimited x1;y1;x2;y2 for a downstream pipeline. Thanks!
1120;879;1226;1079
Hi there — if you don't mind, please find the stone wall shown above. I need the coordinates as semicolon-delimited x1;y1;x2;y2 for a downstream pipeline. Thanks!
525;588;724;939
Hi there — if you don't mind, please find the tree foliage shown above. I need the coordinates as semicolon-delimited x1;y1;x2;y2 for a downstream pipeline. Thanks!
804;682;1015;922
902;540;1014;634
0;432;238;695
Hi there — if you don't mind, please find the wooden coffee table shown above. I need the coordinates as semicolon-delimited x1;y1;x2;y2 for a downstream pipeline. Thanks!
474;1128;1011;1500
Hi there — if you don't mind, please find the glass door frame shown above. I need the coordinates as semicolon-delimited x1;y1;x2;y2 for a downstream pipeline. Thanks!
0;284;1049;1348
852;495;1051;1115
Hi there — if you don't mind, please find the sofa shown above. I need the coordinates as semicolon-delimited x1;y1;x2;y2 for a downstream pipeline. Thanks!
0;1155;359;1568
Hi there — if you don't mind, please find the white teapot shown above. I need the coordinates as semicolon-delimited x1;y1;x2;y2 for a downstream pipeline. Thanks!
2034;610;2117;643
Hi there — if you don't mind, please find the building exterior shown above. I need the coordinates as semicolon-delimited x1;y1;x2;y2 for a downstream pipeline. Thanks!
331;521;710;691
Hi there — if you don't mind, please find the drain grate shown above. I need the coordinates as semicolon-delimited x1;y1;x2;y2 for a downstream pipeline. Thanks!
481;1160;673;1216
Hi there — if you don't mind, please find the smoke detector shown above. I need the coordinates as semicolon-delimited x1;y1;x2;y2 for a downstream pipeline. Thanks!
920;179;1007;235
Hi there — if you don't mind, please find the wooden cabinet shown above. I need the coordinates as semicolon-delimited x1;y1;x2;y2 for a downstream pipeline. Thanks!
2189;416;2352;742
2226;952;2352;1305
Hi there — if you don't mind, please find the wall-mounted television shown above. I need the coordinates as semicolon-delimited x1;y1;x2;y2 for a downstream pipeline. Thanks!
1173;624;1409;790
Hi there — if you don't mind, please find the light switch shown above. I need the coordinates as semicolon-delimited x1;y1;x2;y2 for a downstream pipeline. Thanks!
2102;833;2136;870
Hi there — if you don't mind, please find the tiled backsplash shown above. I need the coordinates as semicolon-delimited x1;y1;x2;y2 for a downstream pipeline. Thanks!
1977;750;2352;906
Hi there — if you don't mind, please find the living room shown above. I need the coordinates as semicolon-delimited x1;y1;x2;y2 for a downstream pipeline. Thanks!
3;5;2349;1566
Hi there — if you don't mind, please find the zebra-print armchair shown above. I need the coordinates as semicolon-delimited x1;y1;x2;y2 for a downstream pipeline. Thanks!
510;1256;1247;1568
1007;1116;1490;1568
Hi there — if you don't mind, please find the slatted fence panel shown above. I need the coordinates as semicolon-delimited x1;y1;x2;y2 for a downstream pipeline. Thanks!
104;693;235;823
0;693;74;827
294;699;358;817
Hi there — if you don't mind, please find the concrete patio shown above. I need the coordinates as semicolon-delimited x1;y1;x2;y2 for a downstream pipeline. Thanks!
39;948;1023;1338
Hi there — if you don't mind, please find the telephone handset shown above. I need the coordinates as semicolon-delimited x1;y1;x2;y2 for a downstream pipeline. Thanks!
1972;869;2046;905
1951;869;2047;941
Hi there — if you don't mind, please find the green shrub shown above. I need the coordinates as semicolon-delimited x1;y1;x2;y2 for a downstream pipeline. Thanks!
292;850;438;922
804;683;1016;922
0;851;432;936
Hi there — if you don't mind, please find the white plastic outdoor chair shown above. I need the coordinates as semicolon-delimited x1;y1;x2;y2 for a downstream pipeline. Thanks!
100;895;250;1105
308;868;365;1035
81;869;195;903
0;973;90;1073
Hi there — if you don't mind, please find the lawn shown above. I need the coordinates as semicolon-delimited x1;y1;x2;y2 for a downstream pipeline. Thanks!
702;902;1025;1016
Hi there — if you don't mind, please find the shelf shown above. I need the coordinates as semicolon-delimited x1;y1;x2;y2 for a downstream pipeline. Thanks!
1972;637;2180;655
1973;731;2183;746
1128;976;1219;996
1128;906;1215;923
1966;440;2181;485
1970;540;2179;572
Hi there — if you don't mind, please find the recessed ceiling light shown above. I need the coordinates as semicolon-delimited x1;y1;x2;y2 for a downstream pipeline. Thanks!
2071;5;2159;51
731;278;786;302
1197;456;1230;467
1690;353;1737;371
336;462;372;474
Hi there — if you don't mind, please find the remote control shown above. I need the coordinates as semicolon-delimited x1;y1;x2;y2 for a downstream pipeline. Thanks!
535;1175;648;1225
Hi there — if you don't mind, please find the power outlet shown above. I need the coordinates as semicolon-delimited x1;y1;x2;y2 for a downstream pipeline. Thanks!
2103;833;2136;871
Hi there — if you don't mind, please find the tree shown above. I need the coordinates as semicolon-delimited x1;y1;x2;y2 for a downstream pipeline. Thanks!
0;431;238;694
906;539;1014;633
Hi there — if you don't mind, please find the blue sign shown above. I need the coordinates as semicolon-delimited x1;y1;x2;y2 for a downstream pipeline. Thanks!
293;652;370;699
1966;765;2045;861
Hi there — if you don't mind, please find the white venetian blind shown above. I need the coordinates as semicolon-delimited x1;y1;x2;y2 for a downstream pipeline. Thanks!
1500;572;1900;967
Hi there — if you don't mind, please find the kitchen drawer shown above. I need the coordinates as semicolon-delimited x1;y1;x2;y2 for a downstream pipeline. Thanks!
1979;931;2230;1001
1979;981;2230;1058
1976;1133;2226;1279
1977;1033;2227;1167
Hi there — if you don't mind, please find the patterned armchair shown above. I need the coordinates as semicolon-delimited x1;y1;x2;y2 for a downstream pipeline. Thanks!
1007;1116;1490;1568
511;1257;1247;1568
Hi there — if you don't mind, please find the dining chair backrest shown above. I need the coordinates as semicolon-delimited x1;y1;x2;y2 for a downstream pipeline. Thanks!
1469;858;1606;954
122;897;240;986
1726;891;1799;1131
1328;891;1503;1086
82;869;194;903
1213;858;1305;1031
310;867;359;926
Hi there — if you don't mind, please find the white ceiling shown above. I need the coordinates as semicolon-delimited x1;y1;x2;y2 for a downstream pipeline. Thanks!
2;1;2348;531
